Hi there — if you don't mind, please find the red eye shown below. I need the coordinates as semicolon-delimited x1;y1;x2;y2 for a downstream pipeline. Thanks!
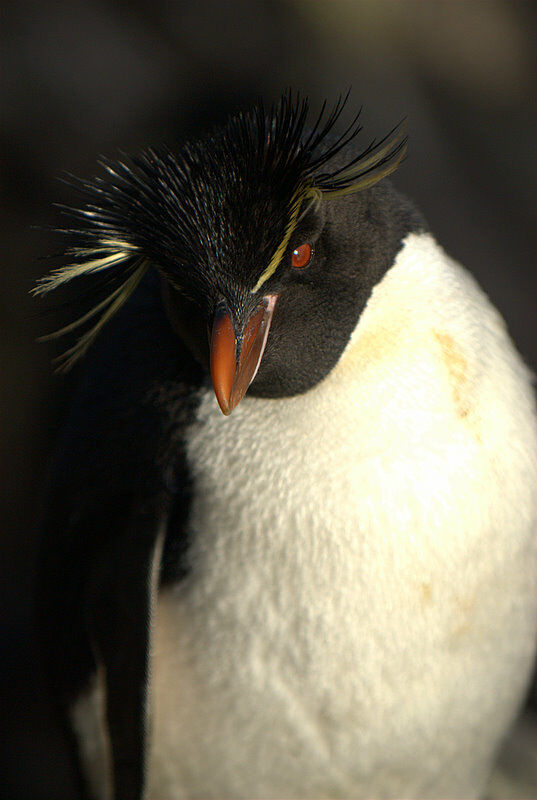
292;243;312;269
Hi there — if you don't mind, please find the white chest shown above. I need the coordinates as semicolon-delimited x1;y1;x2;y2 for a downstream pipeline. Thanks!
147;234;537;798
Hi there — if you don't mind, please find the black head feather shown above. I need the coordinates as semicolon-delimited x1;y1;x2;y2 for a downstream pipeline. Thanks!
34;92;407;369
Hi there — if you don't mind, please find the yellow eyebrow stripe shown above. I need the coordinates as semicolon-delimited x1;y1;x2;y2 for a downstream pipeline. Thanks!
251;187;318;294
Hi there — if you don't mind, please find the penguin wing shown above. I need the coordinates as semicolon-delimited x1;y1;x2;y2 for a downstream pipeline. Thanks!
83;495;168;800
37;476;168;800
35;274;203;800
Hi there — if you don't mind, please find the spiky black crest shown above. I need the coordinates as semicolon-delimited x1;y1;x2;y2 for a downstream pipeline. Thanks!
34;92;407;369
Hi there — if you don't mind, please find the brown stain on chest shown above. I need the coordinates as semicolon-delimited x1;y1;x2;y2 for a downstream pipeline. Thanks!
449;592;477;642
433;330;470;420
420;582;432;606
337;310;411;378
339;320;481;439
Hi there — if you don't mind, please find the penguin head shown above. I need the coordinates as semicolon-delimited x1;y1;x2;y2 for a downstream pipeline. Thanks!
35;94;418;414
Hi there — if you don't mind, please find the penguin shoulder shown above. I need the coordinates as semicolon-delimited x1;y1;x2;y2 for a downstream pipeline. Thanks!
337;231;535;451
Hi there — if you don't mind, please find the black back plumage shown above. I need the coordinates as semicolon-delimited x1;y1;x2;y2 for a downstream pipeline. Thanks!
36;269;205;800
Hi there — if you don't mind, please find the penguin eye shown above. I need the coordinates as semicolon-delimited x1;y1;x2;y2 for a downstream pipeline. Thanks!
292;243;312;269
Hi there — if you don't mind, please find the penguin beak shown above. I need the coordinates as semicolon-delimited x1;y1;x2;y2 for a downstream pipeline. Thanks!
210;294;278;415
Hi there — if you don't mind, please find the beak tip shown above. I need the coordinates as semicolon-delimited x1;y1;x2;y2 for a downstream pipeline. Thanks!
216;390;240;416
213;386;233;416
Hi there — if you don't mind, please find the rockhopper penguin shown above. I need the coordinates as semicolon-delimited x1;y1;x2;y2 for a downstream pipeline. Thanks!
34;94;537;800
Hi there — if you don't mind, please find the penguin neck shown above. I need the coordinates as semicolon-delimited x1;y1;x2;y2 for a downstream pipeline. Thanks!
332;231;466;383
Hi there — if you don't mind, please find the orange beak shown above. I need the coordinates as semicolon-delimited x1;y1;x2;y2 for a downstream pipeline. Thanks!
210;294;278;415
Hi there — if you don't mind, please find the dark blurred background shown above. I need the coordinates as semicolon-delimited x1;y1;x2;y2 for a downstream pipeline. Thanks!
1;1;536;797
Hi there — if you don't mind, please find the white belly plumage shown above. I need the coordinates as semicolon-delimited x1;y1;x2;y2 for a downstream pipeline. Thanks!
75;233;537;799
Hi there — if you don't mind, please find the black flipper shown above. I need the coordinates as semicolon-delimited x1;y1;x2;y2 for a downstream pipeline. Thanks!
85;503;167;800
37;491;169;800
